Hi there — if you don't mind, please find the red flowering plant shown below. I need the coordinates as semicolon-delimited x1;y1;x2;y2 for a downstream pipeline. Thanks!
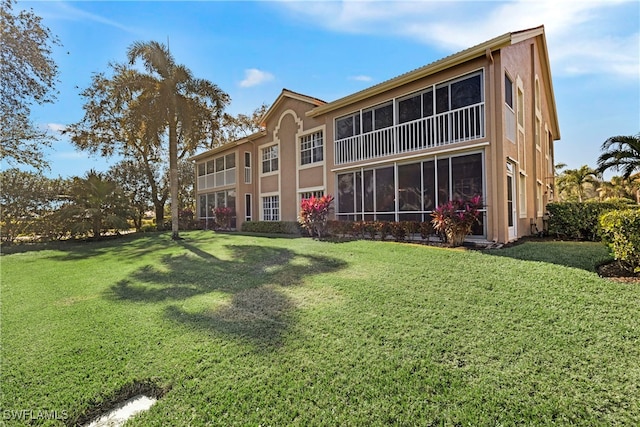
213;206;234;230
431;195;482;247
298;195;334;238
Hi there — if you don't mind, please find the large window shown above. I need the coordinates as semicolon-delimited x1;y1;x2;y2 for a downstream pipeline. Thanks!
336;112;360;140
300;131;323;165
336;152;484;233
198;190;237;228
262;145;278;174
262;195;279;221
197;153;236;190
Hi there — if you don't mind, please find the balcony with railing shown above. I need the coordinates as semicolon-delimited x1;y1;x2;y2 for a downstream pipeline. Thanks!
334;102;485;165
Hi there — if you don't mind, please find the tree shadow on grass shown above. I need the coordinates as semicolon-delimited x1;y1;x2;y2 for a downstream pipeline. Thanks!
106;240;346;349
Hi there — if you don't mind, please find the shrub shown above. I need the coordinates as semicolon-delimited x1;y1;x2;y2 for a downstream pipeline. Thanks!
431;195;482;247
389;222;407;241
298;195;334;238
547;201;634;241
241;221;302;235
214;207;234;230
599;209;640;273
419;221;435;241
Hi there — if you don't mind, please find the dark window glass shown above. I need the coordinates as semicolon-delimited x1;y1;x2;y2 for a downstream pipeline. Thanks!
398;95;421;123
225;153;235;169
198;163;206;176
375;167;395;212
207;160;215;174
422;160;435;211
363;170;374;212
336;116;354;140
422;90;434;117
355;171;363;213
245;152;251;167
338;173;355;213
375;103;393;129
199;195;207;217
436;86;449;114
451;74;482;110
505;74;513;108
451;153;483;201
215;156;225;172
362;110;373;133
437;158;450;205
398;163;421;211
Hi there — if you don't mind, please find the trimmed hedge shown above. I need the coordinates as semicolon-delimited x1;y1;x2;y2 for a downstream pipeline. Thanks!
546;201;635;241
599;209;640;273
240;221;303;235
326;220;437;242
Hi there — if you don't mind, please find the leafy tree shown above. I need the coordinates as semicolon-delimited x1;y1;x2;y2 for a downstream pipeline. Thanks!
597;175;639;203
0;168;64;242
597;133;640;180
57;170;130;238
65;64;170;227
107;160;154;231
0;0;60;170
556;165;600;202
178;158;195;213
216;103;268;147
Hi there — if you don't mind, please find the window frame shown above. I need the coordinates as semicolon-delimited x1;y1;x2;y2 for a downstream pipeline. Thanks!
261;144;279;174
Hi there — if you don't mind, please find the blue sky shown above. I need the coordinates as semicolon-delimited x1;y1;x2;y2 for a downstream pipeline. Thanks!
18;0;640;179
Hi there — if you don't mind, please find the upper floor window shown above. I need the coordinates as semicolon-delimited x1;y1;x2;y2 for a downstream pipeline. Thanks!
197;153;236;189
436;72;482;114
505;74;514;109
300;131;323;165
336;113;361;140
398;89;433;124
262;145;278;174
362;102;393;133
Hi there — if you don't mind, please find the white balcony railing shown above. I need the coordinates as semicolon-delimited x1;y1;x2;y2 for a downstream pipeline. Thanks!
335;103;485;165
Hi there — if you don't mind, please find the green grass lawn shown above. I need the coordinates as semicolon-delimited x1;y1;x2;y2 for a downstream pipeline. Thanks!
1;231;638;425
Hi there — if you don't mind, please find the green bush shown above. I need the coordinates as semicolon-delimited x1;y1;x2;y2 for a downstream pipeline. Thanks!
599;209;640;273
546;201;634;241
241;221;302;235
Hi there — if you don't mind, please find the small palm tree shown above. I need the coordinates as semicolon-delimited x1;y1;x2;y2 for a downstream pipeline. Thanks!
597;133;640;179
556;165;600;202
58;170;130;238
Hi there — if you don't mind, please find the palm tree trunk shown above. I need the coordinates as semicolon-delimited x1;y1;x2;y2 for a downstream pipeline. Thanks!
169;106;180;240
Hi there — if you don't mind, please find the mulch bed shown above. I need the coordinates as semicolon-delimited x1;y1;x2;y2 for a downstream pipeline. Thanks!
597;261;640;283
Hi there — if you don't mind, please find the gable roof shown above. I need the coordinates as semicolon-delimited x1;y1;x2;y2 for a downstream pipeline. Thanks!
308;26;559;139
260;88;326;125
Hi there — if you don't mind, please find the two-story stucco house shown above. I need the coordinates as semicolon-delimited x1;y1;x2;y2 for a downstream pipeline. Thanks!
192;26;560;244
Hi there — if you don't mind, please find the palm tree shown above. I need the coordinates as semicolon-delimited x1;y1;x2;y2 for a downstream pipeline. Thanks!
127;41;229;239
597;133;640;180
58;170;130;238
556;165;600;202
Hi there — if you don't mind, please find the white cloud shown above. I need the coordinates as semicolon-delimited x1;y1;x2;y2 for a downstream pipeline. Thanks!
47;123;67;134
277;0;639;80
33;1;140;34
350;75;373;82
239;68;275;88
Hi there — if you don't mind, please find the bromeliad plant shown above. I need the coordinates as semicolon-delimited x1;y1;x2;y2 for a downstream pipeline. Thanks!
213;206;234;230
298;195;334;238
431;195;483;247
